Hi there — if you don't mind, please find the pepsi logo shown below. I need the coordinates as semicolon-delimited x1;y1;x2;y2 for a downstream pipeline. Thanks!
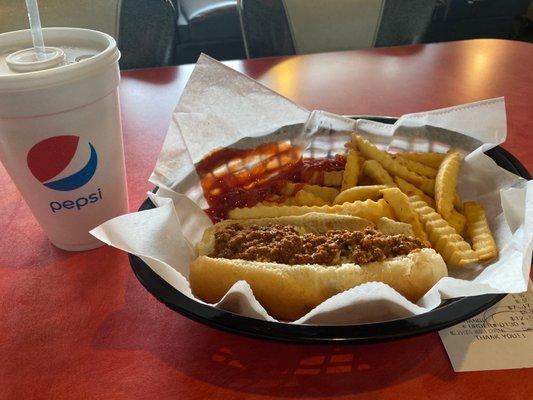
27;135;98;191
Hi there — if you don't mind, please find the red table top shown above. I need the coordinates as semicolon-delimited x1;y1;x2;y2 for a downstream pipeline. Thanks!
1;39;532;399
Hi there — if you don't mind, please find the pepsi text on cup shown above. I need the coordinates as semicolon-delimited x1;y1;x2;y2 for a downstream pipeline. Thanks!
27;135;105;213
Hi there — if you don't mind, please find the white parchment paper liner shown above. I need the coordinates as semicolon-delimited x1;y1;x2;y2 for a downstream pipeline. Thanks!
91;55;532;324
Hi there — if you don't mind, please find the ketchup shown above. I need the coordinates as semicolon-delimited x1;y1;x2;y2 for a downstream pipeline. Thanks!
197;141;301;221
300;154;346;171
197;142;346;222
299;154;346;186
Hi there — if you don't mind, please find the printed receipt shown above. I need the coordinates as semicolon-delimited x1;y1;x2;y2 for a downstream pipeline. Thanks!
439;280;533;372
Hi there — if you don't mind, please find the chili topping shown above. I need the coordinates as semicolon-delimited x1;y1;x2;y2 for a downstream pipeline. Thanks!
212;224;427;266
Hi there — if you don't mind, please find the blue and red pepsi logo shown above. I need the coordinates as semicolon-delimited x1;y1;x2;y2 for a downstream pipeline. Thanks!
27;135;98;191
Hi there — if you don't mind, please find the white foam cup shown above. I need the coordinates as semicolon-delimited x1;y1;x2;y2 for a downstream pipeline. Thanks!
0;28;128;251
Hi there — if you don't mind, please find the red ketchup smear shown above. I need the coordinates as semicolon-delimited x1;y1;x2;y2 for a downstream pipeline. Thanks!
196;142;346;222
299;154;346;186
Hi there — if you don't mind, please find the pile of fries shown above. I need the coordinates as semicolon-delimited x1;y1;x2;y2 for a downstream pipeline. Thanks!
228;133;498;267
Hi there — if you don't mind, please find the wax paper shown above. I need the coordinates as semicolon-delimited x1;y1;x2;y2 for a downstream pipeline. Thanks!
91;55;532;324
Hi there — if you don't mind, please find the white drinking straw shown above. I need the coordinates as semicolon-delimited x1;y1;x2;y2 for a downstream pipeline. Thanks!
25;0;46;60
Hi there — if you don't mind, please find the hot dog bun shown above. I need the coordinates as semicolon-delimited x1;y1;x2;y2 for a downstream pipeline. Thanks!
190;249;447;321
190;212;446;321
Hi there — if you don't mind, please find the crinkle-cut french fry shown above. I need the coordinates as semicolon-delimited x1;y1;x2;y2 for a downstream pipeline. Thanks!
464;202;498;261
260;201;280;207
302;186;339;204
445;209;467;236
279;182;339;204
278;181;301;196
400;152;446;169
416;178;435;196
362;160;394;185
380;188;428;243
341;149;361;191
344;142;366;175
294;190;327;206
228;199;393;222
393;155;438;178
333;185;387;205
358;173;374;186
288;190;327;206
352;135;435;195
262;191;327;207
303;170;344;187
358;154;366;179
453;193;462;211
394;176;435;208
340;199;394;221
435;151;461;219
264;193;282;203
408;195;478;266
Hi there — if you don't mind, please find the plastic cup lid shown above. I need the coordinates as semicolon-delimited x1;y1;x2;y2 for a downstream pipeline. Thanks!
0;28;119;92
6;47;65;72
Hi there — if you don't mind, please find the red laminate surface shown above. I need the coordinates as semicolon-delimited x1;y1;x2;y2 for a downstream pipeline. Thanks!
1;39;531;399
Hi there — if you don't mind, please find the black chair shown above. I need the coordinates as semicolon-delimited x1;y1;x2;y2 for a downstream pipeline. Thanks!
176;0;246;64
238;0;437;59
425;0;531;42
118;0;178;70
118;0;246;69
